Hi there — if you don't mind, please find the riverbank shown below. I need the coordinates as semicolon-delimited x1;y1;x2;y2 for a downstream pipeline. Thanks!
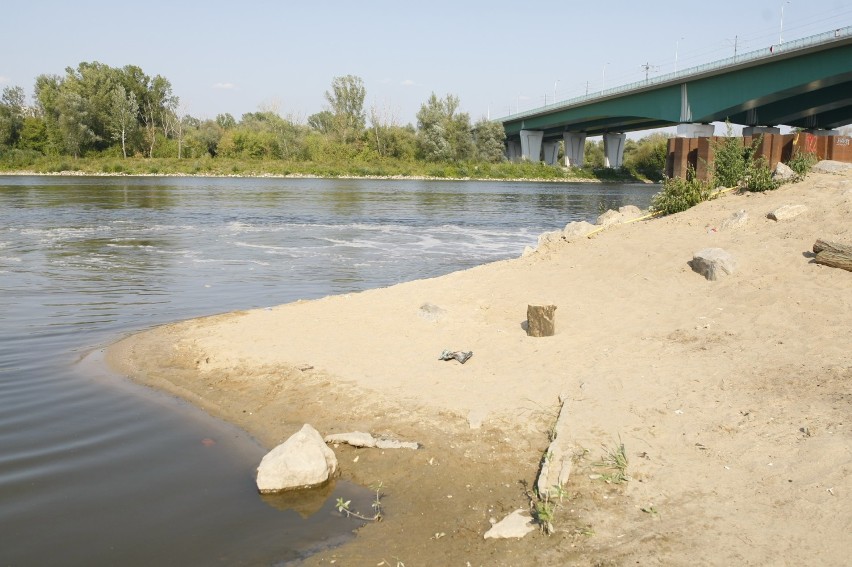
0;155;650;184
108;169;851;565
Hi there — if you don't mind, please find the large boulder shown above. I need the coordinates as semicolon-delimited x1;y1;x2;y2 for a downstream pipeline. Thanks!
772;162;796;182
595;209;623;227
618;205;644;221
256;424;338;493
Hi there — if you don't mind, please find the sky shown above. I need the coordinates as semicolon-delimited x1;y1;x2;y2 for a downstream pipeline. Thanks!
3;0;851;132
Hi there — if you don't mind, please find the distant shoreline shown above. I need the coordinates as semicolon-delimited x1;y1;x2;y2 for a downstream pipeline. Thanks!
0;169;657;184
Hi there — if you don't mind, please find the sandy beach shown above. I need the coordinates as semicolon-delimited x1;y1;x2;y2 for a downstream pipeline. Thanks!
108;169;851;566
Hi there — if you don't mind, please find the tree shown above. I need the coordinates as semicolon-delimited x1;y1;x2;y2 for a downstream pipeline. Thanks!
307;110;334;134
0;86;26;148
216;113;236;130
56;90;96;157
416;93;473;162
108;85;138;158
472;118;506;163
324;75;366;143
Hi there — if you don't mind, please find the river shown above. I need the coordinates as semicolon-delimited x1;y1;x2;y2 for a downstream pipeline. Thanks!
0;175;656;565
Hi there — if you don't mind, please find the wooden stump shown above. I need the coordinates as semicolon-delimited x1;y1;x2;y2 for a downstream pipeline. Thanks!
527;304;557;337
813;239;852;272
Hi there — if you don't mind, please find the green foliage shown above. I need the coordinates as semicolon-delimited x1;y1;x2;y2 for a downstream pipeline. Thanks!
472;118;506;163
623;133;669;181
787;149;818;180
416;93;473;162
593;438;629;484
651;166;713;215
712;126;747;188
584;140;605;169
742;155;780;192
324;75;366;143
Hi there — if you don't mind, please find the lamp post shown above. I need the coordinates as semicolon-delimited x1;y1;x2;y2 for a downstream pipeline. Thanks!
554;80;559;103
602;62;610;91
780;1;790;44
675;37;685;72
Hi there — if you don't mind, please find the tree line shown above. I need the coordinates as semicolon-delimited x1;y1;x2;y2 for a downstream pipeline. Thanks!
0;61;668;180
0;64;506;164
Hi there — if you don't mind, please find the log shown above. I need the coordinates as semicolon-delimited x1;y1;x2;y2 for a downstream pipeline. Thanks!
813;239;852;255
815;250;852;272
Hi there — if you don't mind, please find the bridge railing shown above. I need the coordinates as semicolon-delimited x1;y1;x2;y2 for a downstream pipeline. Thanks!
498;26;851;122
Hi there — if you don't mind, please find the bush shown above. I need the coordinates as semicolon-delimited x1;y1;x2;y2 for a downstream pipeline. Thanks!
712;131;747;188
742;156;779;192
651;167;713;215
787;149;818;180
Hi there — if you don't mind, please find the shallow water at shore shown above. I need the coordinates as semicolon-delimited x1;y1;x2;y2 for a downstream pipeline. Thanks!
0;175;655;564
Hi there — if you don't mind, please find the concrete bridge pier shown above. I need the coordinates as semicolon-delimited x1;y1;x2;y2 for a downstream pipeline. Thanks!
542;141;560;165
677;123;715;138
743;126;781;137
506;139;522;161
563;132;587;167
520;130;544;161
603;132;627;168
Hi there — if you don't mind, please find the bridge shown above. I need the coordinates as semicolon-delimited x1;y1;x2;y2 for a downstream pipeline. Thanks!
498;27;852;168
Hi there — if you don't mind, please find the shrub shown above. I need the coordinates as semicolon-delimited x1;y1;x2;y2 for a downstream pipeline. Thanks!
787;149;818;180
712;127;747;188
742;155;779;192
651;167;713;215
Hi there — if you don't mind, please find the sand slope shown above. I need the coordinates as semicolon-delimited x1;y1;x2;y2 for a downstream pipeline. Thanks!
109;170;852;566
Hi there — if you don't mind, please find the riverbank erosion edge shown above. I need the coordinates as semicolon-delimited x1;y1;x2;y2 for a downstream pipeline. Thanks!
107;170;852;566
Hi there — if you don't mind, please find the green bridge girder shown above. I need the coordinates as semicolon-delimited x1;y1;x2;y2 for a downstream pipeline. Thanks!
500;31;852;139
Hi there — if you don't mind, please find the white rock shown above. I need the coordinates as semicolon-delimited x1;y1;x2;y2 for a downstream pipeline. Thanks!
325;431;377;448
537;230;563;248
418;303;446;322
767;204;808;221
772;162;796;182
691;248;737;281
257;424;337;493
720;210;749;230
521;245;536;258
618;205;644;220
483;509;537;539
562;220;596;240
596;209;623;227
324;431;419;450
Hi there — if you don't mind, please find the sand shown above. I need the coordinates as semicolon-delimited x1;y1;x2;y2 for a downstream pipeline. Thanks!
108;169;852;566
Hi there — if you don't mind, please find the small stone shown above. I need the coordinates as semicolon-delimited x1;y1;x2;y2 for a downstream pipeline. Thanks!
527;304;557;337
690;248;737;281
720;210;749;230
483;509;536;539
767;204;808;221
418;302;446;322
324;431;377;448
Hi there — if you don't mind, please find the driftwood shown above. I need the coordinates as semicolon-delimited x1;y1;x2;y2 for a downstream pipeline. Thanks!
813;239;852;272
813;239;852;255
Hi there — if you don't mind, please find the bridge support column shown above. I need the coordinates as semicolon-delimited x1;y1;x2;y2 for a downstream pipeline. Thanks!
742;126;781;137
563;132;586;167
542;141;560;165
520;130;544;162
506;139;522;161
603;133;626;168
676;123;715;138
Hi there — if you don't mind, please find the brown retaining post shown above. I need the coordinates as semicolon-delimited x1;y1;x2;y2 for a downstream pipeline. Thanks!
830;136;852;161
695;137;713;181
671;137;690;179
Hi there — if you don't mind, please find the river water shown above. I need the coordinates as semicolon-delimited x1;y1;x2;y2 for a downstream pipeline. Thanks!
0;175;655;565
